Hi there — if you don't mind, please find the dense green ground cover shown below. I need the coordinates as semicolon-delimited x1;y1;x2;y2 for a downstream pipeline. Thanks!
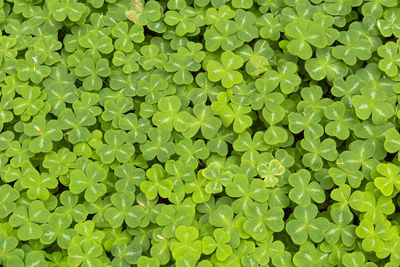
1;0;400;266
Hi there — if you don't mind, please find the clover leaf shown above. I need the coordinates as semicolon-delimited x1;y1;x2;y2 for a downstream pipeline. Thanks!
96;130;135;164
0;95;14;131
332;30;372;65
377;8;400;38
356;220;392;252
262;108;288;145
182;103;221;139
24;116;63;153
140;165;173;200
13;86;45;119
152;96;194;132
104;192;145;228
252;75;284;111
204;19;242;52
114;163;145;194
112;22;144;53
263;59;301;95
170;226;202;260
233;131;268;165
126;0;162;25
55;191;88;223
362;0;397;18
0;37;17;65
207;51;243;88
285;19;327;60
165;52;200;85
243;202;284;241
352;89;394;125
47;0;86;22
324;102;358;140
305;48;348;81
20;165;58;200
9;201;50;241
102;97;134;128
58;108;96;144
337;140;378;175
374;163;400;197
202;228;232;261
140;128;175;162
297;85;333;114
329;168;364;188
226;174;268;213
74;57;111;91
79;31;114;55
288;107;324;140
112;242;142;266
252;237;285;265
301;137;338;171
377;40;400;77
202;162;232;194
257;159;285;187
257;13;282;41
0;185;19;219
112;51;141;74
293;242;330;267
288;169;325;207
384;128;400;154
325;208;356;247
286;204;329;245
69;162;107;202
67;240;103;267
156;204;192;239
342;252;370;267
164;9;197;36
41;213;77;249
184;171;211;204
139;44;168;71
15;50;51;83
211;92;252;133
0;237;24;266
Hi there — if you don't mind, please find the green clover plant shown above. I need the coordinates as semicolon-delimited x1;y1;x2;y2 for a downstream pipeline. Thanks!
0;1;400;266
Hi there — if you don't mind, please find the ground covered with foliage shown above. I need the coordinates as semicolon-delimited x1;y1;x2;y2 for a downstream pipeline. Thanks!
1;0;400;266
